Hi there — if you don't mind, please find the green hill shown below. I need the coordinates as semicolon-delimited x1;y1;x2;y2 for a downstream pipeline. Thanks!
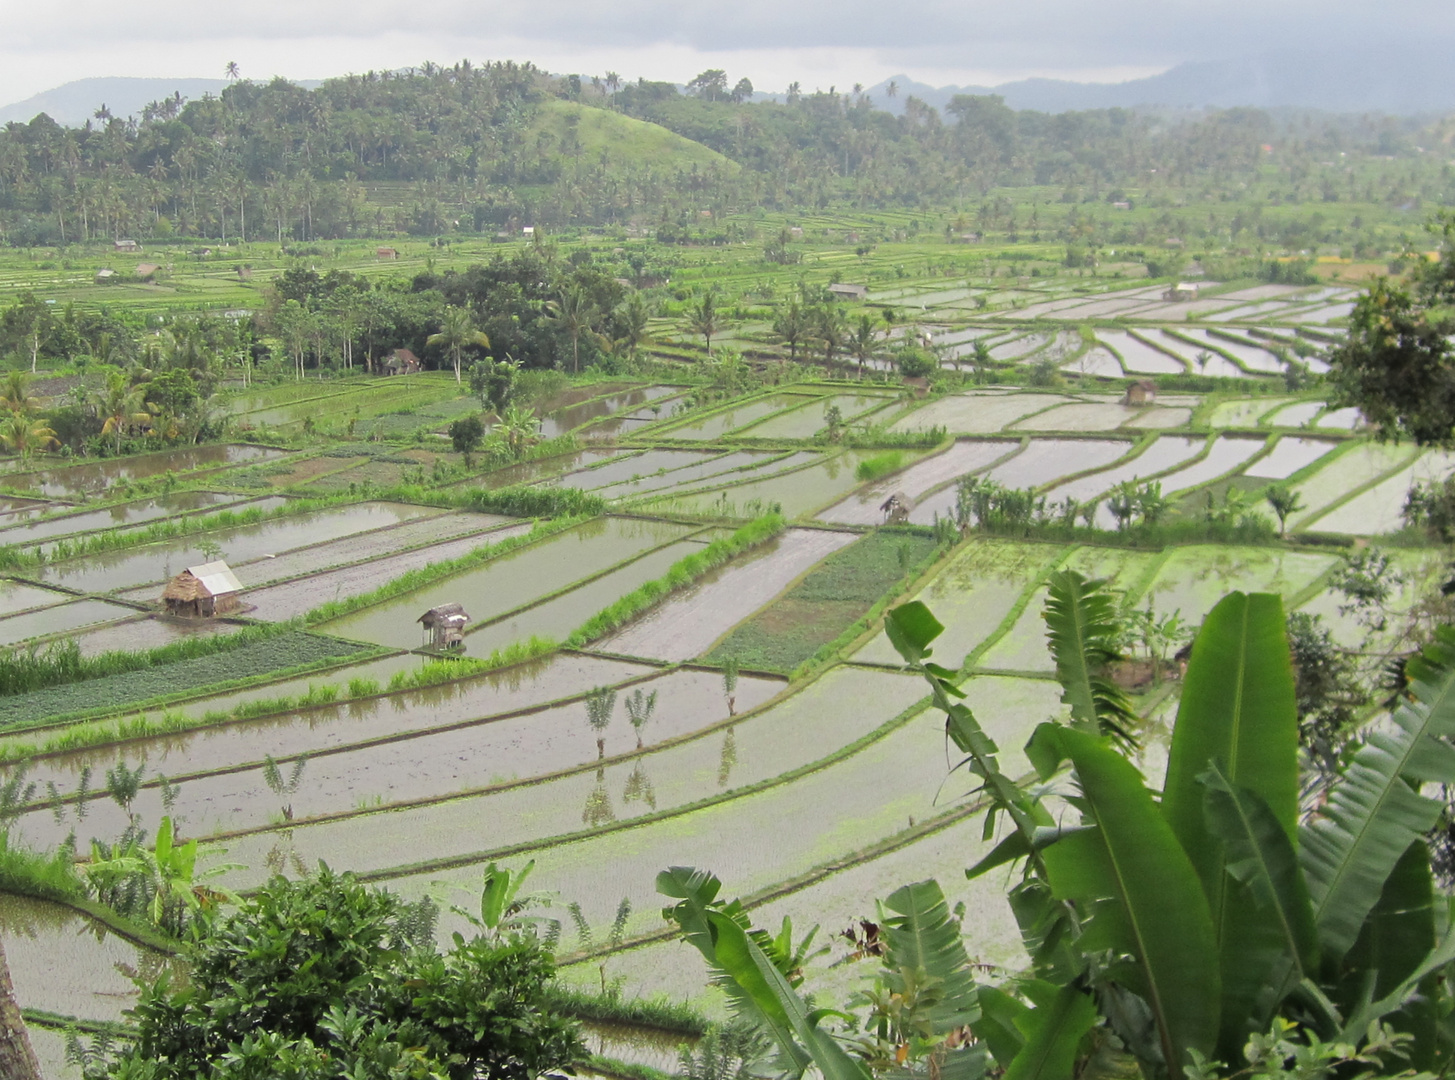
528;100;738;174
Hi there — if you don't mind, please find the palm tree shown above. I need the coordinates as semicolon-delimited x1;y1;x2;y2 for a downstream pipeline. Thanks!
225;61;240;81
816;306;848;366
0;372;39;416
545;287;598;374
99;373;151;454
0;415;58;458
772;298;808;360
427;306;490;385
615;293;651;362
849;314;877;378
686;293;723;356
1265;484;1305;537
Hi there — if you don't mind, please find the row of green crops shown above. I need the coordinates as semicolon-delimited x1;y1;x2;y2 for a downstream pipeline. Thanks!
0;632;375;730
301;516;592;626
705;529;943;672
565;514;787;647
0;622;294;697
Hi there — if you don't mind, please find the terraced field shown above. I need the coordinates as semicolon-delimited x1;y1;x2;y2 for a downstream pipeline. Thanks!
6;363;1454;1044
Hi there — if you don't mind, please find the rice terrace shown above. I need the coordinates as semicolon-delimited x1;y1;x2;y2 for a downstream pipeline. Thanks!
2;49;1455;1080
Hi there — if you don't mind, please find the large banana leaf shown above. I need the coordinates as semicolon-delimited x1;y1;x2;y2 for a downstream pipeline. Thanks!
1003;981;1098;1080
1160;593;1299;1059
1200;764;1317;1054
1030;723;1221;1070
1302;628;1455;961
659;867;871;1080
880;881;980;1034
1042;570;1137;745
1338;841;1437;1069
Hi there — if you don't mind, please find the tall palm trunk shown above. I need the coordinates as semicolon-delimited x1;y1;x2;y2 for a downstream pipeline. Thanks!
0;940;42;1080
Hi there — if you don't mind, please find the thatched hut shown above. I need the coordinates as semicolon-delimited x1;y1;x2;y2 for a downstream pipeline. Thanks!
1122;380;1157;407
419;603;469;649
880;493;911;524
161;561;243;617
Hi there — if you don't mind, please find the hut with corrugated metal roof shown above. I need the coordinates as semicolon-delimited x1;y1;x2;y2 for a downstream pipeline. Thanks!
419;603;469;649
161;561;243;617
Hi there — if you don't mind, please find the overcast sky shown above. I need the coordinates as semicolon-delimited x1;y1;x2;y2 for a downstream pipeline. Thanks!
2;1;1449;105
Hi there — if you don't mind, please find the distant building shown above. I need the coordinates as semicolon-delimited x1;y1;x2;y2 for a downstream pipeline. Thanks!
94;268;115;283
419;603;469;649
828;283;868;301
950;232;982;244
114;239;139;252
788;227;804;239
522;226;535;236
383;348;421;374
376;247;398;259
135;263;160;281
1112;201;1132;210
1123;380;1157;407
162;561;243;617
1163;282;1199;302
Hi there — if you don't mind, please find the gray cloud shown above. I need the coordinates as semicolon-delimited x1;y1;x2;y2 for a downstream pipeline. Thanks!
8;0;1451;67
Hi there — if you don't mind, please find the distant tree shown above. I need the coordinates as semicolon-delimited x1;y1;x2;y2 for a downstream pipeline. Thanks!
849;313;877;377
585;686;617;759
225;61;240;81
730;78;754;104
686;293;724;356
613;293;652;362
687;70;729;101
895;345;937;379
427;306;491;385
772;298;809;360
815;306;848;366
1327;212;1455;446
546;286;599;374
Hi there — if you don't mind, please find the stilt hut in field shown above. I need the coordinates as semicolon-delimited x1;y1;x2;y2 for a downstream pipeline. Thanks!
419;603;469;649
880;493;911;524
1122;380;1157;407
162;561;243;617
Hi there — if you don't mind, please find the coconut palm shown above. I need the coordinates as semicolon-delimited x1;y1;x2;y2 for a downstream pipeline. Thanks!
0;415;57;457
686;293;723;356
0;372;39;416
99;373;151;454
849;313;877;377
545;287;598;374
426;306;490;385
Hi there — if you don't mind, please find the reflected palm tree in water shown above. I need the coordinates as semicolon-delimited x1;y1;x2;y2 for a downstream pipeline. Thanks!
623;757;656;811
582;767;615;827
718;727;737;788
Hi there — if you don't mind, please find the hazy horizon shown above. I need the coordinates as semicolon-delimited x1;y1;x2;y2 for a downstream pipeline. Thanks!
2;0;1448;111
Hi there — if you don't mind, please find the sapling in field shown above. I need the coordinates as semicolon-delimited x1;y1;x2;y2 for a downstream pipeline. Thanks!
105;759;145;823
624;687;658;749
585;686;616;759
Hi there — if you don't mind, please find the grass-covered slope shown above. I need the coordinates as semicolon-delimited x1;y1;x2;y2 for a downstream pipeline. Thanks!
528;100;738;174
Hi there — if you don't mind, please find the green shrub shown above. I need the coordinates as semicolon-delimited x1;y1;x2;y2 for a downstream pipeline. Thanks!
855;451;904;482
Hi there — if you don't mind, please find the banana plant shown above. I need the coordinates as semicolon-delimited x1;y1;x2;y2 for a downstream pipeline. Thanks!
661;585;1455;1079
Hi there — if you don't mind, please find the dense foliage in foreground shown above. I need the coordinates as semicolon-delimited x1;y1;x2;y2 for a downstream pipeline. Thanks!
664;577;1455;1079
75;868;584;1080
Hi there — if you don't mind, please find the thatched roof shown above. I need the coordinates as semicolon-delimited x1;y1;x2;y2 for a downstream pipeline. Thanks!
419;603;469;627
162;561;242;601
